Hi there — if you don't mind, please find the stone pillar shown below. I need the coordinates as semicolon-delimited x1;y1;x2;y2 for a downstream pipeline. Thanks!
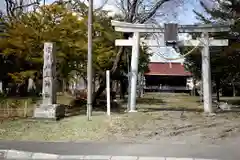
42;42;57;105
129;32;140;112
201;32;213;113
34;42;65;120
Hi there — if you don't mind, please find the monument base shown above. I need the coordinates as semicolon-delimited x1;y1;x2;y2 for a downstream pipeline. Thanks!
33;104;65;120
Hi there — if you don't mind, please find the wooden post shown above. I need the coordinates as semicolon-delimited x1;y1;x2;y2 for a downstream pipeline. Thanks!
6;101;10;117
24;101;28;117
106;70;111;116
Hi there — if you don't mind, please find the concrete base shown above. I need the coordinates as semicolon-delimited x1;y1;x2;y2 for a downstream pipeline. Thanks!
33;104;65;120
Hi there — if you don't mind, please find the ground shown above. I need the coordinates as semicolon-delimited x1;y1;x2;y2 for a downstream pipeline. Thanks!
0;93;240;146
0;94;74;119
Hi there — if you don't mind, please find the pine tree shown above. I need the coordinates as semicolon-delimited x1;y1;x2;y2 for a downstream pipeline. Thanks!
190;0;240;97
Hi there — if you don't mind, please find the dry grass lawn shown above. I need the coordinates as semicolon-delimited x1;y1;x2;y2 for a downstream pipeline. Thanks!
0;93;240;145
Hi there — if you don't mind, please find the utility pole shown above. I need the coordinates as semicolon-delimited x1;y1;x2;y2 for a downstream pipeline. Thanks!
87;0;93;120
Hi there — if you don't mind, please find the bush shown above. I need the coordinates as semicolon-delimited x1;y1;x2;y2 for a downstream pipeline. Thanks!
74;89;87;100
69;99;86;108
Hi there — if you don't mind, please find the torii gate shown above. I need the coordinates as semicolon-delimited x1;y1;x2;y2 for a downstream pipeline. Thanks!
111;20;230;113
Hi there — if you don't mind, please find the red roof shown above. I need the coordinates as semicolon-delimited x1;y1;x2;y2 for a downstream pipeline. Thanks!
145;62;192;76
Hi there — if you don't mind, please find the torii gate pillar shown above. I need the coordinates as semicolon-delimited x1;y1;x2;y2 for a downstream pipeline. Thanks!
201;32;212;113
129;32;140;112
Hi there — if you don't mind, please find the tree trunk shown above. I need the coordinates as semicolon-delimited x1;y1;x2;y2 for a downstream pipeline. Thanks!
93;75;95;93
120;78;128;99
62;78;70;94
92;76;106;106
192;78;196;96
232;80;236;97
92;44;125;106
216;79;220;102
137;73;144;98
140;74;144;98
62;79;66;93
90;0;173;106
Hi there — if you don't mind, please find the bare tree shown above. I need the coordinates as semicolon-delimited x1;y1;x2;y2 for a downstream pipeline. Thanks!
4;0;41;18
116;0;184;23
92;0;186;105
3;0;185;104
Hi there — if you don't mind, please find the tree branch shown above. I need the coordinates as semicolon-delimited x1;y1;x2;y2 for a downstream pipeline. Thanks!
5;0;41;19
129;0;138;21
139;0;171;23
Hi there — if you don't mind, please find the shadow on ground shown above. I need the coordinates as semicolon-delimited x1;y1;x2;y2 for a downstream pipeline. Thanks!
136;98;166;105
221;99;240;105
140;107;203;113
65;99;125;118
142;106;240;113
216;107;240;114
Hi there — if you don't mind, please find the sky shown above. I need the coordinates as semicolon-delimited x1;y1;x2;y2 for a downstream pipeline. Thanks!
0;1;4;11
36;0;201;25
0;0;203;23
0;0;205;63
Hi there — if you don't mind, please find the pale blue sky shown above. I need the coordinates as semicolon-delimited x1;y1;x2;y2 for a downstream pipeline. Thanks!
0;1;5;11
0;0;202;24
177;0;200;24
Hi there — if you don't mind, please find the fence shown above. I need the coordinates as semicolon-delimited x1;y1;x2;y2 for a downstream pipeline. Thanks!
0;99;37;119
0;96;81;119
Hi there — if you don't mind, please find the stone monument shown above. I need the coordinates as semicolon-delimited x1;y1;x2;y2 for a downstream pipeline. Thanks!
33;42;65;120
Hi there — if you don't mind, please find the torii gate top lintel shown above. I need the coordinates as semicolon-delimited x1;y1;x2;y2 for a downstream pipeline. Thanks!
111;20;230;33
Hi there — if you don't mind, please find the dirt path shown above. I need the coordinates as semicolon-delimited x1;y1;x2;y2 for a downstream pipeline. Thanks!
104;93;240;145
106;110;240;145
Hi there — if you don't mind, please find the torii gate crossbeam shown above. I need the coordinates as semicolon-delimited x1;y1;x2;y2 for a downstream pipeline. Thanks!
111;20;230;33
